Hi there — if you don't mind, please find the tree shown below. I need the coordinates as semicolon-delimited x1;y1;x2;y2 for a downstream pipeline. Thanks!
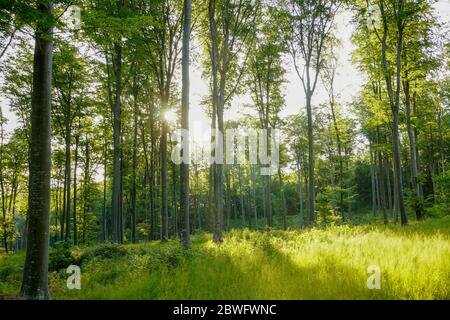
283;0;342;223
246;6;286;227
180;0;192;248
206;0;260;242
20;1;54;300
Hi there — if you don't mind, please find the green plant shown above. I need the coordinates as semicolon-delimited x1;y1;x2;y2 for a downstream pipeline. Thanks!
49;241;76;271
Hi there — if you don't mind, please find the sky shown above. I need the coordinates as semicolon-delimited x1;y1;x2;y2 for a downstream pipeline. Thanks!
0;1;449;142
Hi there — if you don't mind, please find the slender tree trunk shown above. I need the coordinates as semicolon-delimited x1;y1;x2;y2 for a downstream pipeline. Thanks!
20;2;53;299
278;167;287;230
111;40;123;243
403;79;422;220
172;159;178;237
384;155;392;210
180;0;191;248
64;116;71;241
306;92;315;223
161;117;169;241
119;140;124;244
73;134;79;246
0;109;7;253
265;129;273;228
131;82;138;244
82;135;90;245
412;93;423;199
238;164;245;226
102;129;107;242
296;157;304;226
370;139;376;216
209;0;223;243
60;167;66;240
377;128;388;224
150;105;156;240
251;164;258;230
380;2;407;225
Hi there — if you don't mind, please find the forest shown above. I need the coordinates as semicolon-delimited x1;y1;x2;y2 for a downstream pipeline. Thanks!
0;0;449;300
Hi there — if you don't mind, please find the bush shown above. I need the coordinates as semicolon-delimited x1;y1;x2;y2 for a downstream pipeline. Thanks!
149;244;188;269
78;243;129;264
49;241;76;271
426;171;450;218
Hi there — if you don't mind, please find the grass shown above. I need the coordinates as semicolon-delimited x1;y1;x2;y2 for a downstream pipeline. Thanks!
1;216;449;300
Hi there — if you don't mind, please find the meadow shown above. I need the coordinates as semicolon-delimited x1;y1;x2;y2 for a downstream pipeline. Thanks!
1;216;449;300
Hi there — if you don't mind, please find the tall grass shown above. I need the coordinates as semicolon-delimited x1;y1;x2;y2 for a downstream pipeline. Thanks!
1;216;449;300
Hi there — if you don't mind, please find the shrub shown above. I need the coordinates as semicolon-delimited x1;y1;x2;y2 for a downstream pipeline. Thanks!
78;243;129;264
49;241;76;271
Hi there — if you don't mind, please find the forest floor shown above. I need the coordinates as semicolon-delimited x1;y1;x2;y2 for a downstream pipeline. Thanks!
1;215;449;300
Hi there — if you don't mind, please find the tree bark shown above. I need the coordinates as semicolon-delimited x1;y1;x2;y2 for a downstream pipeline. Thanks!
0;109;7;253
180;0;191;248
20;1;53;300
73;134;79;245
131;78;138;244
102;126;107;242
403;78;422;220
111;40;122;243
306;92;315;223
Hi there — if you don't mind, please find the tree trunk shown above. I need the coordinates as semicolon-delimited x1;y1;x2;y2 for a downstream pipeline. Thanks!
172;158;178;237
306;93;315;223
278;167;287;230
161;118;169;241
251;164;258;230
370;140;376;216
82;135;90;244
403;79;422;220
384;155;392;210
102;128;107;242
20;2;53;299
296;156;304;226
73;134;79;245
64;111;71;241
377;128;388;224
180;0;191;248
209;0;223;243
131;81;138;244
238;164;245;226
111;40;122;243
379;2;407;225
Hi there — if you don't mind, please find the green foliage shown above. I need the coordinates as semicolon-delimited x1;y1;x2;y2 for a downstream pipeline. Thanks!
0;251;24;297
2;218;449;299
49;241;77;271
428;171;450;218
78;243;129;263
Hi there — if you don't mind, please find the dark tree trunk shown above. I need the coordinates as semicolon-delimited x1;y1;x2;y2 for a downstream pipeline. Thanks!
180;0;191;248
278;167;287;230
111;40;122;243
403;78;422;220
73;134;79;245
20;2;53;300
209;0;223;243
377;128;388;224
0;110;7;253
64;114;71;241
161;118;169;241
131;79;138;244
102;127;107;242
82;135;90;244
379;1;407;225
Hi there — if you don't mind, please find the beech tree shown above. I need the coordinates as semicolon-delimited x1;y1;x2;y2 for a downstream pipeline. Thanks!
20;1;54;300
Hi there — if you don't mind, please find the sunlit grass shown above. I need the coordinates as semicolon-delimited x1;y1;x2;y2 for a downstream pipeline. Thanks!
1;216;449;300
